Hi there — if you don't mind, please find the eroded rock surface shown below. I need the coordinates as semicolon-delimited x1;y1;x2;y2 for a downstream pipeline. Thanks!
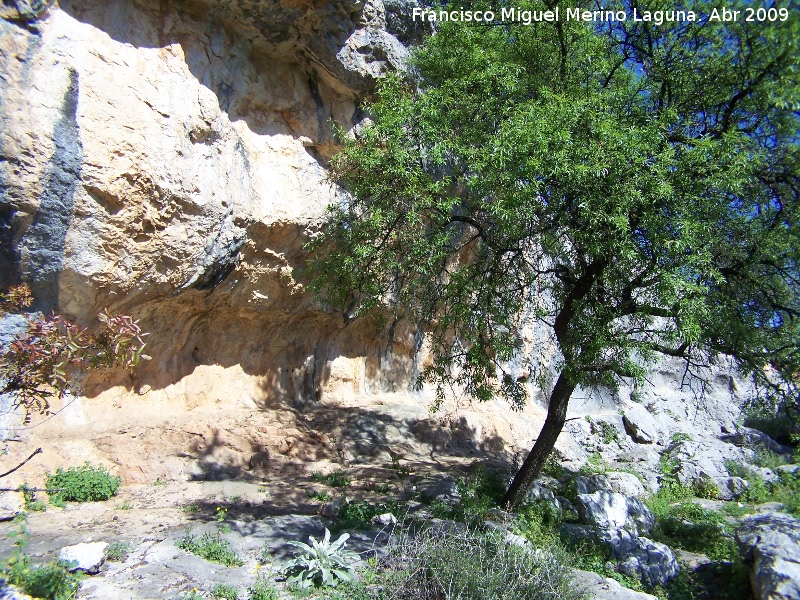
736;512;800;600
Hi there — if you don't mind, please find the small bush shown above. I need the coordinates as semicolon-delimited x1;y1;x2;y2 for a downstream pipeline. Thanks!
106;541;131;562
248;573;279;600
211;583;239;600
691;477;721;500
307;490;331;502
5;558;82;600
383;526;582;600
649;501;737;561
310;470;352;488
176;532;243;567
46;463;121;503
670;432;692;444
334;499;401;532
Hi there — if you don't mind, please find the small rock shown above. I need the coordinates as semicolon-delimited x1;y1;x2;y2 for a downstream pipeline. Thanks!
320;497;348;519
623;403;660;444
0;491;23;522
776;464;800;476
58;542;108;574
725;476;750;499
601;529;679;586
736;512;800;600
370;513;397;527
417;476;461;506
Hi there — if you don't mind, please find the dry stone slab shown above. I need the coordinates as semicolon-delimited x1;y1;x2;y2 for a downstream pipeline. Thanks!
59;541;108;574
0;580;34;600
0;492;23;522
573;472;646;498
736;512;800;600
623;403;660;444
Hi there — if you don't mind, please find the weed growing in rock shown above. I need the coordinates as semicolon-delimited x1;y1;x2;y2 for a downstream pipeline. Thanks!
115;500;133;510
153;477;167;486
650;501;737;561
176;532;243;567
177;591;205;600
579;453;608;475
106;541;131;562
284;528;357;589
3;513;82;600
211;583;239;600
310;470;351;488
691;478;721;500
216;507;228;522
306;490;331;502
248;573;279;600
670;432;692;444
45;463;121;503
21;484;45;512
181;503;200;513
333;499;400;532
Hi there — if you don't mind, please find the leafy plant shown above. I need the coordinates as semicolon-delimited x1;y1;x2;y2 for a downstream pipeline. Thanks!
216;506;228;522
310;470;351;488
670;432;692;445
176;532;243;567
3;513;82;600
106;541;130;562
178;591;205;600
307;490;331;502
21;483;45;512
248;572;279;600
334;499;400;532
211;583;239;600
283;528;357;589
0;285;149;423
691;477;721;500
115;500;132;510
46;463;121;503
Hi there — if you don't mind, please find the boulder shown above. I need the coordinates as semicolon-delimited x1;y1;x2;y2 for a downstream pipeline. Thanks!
0;579;35;600
417;476;461;506
721;427;793;455
573;472;646;498
601;528;680;586
0;492;23;522
58;541;108;574
623;403;660;444
576;491;654;536
572;569;658;600
736;512;800;600
668;440;754;498
371;513;397;527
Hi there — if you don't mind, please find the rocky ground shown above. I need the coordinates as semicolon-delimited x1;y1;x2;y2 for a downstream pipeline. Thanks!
1;379;799;600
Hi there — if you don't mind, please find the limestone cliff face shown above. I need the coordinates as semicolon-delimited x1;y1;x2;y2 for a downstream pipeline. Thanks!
0;0;751;486
0;0;426;410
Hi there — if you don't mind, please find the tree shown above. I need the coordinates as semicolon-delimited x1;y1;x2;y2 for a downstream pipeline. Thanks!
307;0;800;509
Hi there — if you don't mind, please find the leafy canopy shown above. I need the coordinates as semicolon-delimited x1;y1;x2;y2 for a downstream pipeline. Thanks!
308;0;800;420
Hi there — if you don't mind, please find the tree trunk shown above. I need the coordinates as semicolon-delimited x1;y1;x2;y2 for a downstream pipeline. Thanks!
501;371;576;510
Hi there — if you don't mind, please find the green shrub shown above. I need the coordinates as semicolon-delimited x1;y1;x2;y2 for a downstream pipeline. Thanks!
46;463;121;503
176;532;243;567
383;526;582;600
5;557;82;600
515;500;563;547
649;501;737;561
106;541;131;562
691;478;721;500
211;583;239;600
670;432;692;444
21;484;46;512
306;490;331;502
310;470;351;488
334;499;400;532
450;464;507;524
248;573;279;600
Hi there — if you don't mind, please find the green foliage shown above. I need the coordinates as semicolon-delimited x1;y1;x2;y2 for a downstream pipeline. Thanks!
212;583;239;600
248;573;279;600
579;453;608;475
514;500;563;547
691;478;721;500
382;526;582;600
308;0;800;507
4;513;82;600
307;490;331;502
21;484;45;512
310;470;351;488
649;501;738;561
753;449;791;470
178;592;205;600
216;506;228;522
176;532;243;567
106;541;131;562
283;528;357;589
670;433;692;445
45;463;121;503
333;499;400;532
